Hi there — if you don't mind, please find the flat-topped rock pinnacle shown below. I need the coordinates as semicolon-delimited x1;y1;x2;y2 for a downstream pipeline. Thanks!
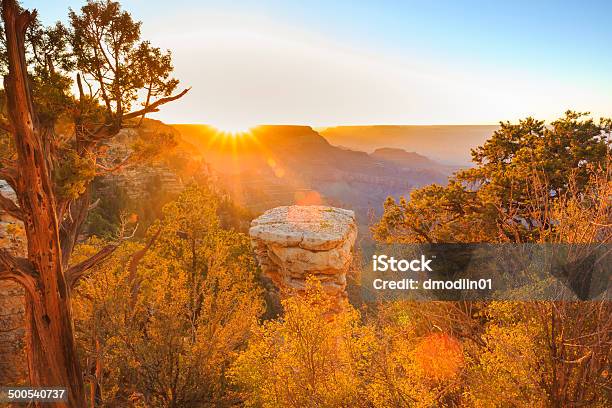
250;205;355;251
250;205;357;312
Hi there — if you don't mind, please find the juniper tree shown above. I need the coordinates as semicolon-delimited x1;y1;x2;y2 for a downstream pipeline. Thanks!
0;1;188;405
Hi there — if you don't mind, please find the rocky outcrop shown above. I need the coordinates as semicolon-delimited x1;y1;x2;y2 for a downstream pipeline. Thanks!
100;165;185;199
98;125;186;199
0;180;27;384
0;280;26;384
250;205;357;312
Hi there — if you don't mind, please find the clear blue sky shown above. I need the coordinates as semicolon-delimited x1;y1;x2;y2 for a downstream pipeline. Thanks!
25;0;612;126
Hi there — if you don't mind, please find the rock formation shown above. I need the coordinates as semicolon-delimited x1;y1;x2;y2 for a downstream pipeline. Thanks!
0;280;26;384
0;180;27;384
250;205;357;312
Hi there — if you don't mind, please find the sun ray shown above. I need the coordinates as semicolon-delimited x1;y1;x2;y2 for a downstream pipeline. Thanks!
211;122;254;136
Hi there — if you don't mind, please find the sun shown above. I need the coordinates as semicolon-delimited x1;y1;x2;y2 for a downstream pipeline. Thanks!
211;121;255;136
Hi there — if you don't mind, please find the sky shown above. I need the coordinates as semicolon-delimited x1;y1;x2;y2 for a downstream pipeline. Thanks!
27;0;612;127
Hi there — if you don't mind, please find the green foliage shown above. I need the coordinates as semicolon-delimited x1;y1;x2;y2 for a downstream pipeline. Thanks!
373;111;611;243
26;19;76;126
85;180;130;237
369;112;612;407
53;149;96;200
1;0;184;215
465;302;548;407
69;0;178;119
233;294;610;407
462;112;609;206
86;175;253;240
233;288;475;407
132;41;179;107
4;2;609;406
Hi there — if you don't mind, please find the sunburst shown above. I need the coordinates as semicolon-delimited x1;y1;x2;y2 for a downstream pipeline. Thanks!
212;121;254;136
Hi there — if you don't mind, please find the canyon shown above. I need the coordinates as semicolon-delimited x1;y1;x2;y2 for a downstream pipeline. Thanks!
172;124;459;225
0;121;485;384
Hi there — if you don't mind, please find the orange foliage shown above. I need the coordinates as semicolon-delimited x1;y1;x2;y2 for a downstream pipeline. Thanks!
413;332;464;382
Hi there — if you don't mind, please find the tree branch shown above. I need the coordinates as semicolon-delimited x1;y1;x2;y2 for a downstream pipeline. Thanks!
65;226;160;290
0;249;39;297
121;87;190;121
0;190;23;220
88;198;101;211
65;244;118;289
127;228;161;279
0;162;19;189
0;117;13;133
95;152;135;174
59;191;92;268
86;87;190;141
14;7;36;35
127;227;161;308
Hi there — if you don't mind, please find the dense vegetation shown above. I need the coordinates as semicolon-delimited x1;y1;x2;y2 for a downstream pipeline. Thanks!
65;111;611;407
373;111;610;244
72;184;263;406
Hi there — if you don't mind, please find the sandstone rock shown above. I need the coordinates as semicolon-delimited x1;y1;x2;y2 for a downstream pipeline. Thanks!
250;205;356;312
0;181;27;384
0;281;26;385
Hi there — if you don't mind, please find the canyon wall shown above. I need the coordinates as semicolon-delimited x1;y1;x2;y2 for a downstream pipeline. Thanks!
0;181;27;384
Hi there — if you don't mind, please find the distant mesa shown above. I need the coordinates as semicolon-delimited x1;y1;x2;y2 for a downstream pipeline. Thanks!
320;125;497;165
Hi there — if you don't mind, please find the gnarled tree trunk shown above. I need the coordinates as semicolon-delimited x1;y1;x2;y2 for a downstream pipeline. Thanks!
1;1;85;406
0;2;189;405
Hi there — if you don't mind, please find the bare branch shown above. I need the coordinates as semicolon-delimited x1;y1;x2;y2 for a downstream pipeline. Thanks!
66;224;156;289
0;249;39;297
0;191;23;220
0;162;19;189
84;89;186;143
0;117;13;133
84;87;190;141
127;228;161;278
123;224;139;240
95;153;135;174
121;87;191;121
88;198;101;211
76;72;85;102
127;228;162;308
65;245;118;289
59;192;92;267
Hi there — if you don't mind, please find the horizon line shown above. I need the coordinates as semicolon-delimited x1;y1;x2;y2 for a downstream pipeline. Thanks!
166;122;501;128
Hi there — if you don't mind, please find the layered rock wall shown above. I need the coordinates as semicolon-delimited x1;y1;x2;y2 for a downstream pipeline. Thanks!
0;180;27;384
